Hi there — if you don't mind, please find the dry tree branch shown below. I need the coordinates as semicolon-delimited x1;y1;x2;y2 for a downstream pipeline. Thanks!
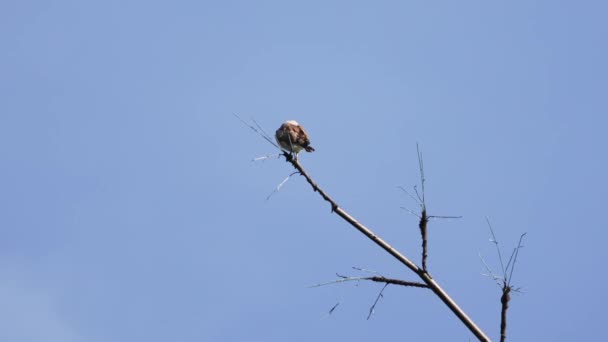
310;274;429;289
237;117;490;341
401;145;462;272
311;270;428;320
481;220;527;342
283;152;491;342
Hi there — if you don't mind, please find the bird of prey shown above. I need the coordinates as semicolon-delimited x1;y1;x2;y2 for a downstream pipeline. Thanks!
275;120;315;159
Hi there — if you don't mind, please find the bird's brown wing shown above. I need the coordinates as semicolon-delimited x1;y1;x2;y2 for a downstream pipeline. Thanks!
291;125;308;146
292;125;314;152
275;123;315;152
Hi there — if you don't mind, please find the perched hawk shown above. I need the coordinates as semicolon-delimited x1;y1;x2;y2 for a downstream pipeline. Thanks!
275;120;315;157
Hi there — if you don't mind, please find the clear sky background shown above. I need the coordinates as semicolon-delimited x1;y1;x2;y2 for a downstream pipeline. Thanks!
1;1;607;341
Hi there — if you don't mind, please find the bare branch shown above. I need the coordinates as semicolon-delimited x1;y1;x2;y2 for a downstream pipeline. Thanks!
483;222;527;342
285;153;490;342
238;119;491;340
367;276;429;288
310;275;429;289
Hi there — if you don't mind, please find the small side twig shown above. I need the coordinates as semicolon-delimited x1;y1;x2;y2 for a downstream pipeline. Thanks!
479;253;503;287
481;219;526;342
507;233;527;286
266;171;299;200
310;274;429;289
328;302;340;315
252;154;281;162
311;270;427;320
368;283;390;320
233;115;299;201
233;114;280;150
416;144;429;271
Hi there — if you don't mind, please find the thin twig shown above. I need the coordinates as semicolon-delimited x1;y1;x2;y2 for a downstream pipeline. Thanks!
416;145;429;271
310;276;363;288
417;143;426;206
233;114;280;150
328;302;340;315
367;283;389;320
413;185;424;204
266;171;299;200
351;266;382;276
481;221;527;342
310;275;428;289
503;248;517;282
486;217;506;278
479;253;503;287
397;186;423;206
400;206;422;218
252;154;281;162
507;233;526;286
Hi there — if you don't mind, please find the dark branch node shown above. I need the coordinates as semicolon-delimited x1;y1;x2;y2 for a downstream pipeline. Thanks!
419;208;429;271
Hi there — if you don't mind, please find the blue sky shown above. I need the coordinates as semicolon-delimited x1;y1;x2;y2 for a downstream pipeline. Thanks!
1;1;607;341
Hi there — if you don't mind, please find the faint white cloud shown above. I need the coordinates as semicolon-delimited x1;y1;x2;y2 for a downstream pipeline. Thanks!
0;263;82;342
